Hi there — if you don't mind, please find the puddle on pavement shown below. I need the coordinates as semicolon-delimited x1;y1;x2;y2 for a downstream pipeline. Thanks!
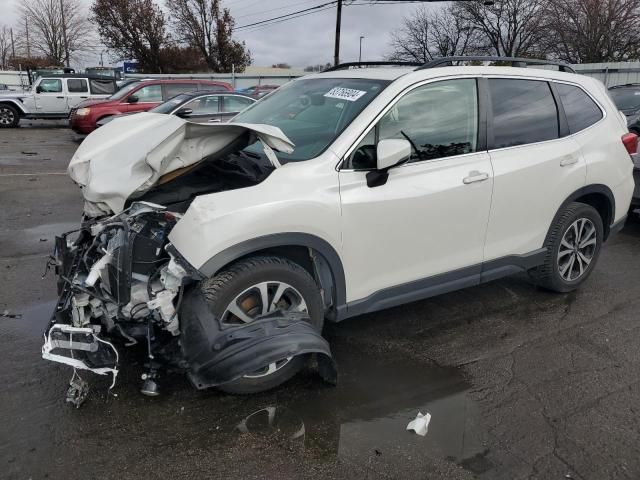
233;337;490;475
1;300;56;337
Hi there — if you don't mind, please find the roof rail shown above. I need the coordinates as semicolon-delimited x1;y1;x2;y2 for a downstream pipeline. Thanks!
416;56;576;74
323;61;423;72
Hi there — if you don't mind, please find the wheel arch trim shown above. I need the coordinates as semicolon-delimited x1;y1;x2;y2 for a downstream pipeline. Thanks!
197;233;347;311
560;184;616;238
0;99;27;115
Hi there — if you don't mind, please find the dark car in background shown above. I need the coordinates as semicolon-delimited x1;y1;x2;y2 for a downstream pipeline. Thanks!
70;79;234;134
609;84;640;210
96;91;256;127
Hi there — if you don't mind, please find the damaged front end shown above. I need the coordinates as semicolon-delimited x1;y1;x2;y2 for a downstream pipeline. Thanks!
43;202;335;406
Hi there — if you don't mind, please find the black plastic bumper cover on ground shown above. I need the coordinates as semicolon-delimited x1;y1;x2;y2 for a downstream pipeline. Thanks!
179;287;337;390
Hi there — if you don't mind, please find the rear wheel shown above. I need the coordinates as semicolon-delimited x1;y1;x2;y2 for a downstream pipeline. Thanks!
200;256;324;394
0;104;20;128
533;202;603;293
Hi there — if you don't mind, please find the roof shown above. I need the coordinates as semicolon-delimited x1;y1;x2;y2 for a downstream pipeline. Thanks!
176;90;255;99
39;73;117;81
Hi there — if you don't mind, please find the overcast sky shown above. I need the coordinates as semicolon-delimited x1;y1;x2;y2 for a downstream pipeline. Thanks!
3;0;441;67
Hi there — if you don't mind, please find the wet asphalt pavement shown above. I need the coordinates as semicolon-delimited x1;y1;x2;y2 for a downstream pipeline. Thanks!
1;124;640;480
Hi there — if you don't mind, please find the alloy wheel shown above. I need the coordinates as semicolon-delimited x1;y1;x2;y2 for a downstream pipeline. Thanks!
557;218;597;282
0;107;15;125
220;281;308;378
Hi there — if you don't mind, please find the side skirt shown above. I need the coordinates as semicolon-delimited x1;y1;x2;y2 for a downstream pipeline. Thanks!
335;249;546;321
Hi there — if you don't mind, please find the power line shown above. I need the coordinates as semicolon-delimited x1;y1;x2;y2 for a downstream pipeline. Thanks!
235;1;338;30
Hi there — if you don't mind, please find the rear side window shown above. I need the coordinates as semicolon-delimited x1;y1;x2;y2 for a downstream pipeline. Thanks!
165;83;199;98
89;79;116;94
222;96;254;113
556;83;603;134
490;79;559;149
67;79;88;93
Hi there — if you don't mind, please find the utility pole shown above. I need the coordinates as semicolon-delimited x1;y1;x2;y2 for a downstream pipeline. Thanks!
359;36;364;62
10;28;15;60
25;19;30;58
60;0;70;67
333;0;342;66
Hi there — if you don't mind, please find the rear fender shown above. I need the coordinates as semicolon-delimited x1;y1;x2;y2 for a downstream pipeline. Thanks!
180;287;337;389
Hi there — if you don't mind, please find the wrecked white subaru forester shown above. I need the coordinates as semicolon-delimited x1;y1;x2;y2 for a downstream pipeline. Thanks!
44;59;635;405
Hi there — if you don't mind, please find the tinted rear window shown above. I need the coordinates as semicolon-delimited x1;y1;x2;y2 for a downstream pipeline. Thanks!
556;83;603;134
490;79;559;149
89;79;116;94
165;83;199;98
609;87;640;111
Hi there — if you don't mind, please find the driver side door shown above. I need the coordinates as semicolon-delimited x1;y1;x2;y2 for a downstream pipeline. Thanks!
338;78;494;310
34;78;67;114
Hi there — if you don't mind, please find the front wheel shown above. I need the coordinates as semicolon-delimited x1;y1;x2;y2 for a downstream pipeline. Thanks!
532;202;603;293
200;256;324;394
0;104;20;128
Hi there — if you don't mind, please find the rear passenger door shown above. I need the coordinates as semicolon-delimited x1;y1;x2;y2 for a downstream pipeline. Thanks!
483;77;587;263
65;78;89;109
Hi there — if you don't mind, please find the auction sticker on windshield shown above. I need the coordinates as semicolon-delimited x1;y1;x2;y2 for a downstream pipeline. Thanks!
324;87;367;102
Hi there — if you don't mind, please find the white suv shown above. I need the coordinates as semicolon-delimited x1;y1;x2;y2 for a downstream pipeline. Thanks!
44;57;636;399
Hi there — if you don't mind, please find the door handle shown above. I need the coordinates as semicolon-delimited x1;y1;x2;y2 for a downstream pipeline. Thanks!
560;155;579;167
56;96;64;99
80;96;88;99
463;171;489;185
208;118;222;123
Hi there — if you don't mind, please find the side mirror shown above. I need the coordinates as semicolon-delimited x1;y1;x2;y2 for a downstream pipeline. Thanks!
127;94;139;104
175;107;193;118
366;139;412;188
36;85;42;93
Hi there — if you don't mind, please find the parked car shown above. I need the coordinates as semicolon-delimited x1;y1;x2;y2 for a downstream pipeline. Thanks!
44;57;635;400
609;84;640;209
69;79;234;134
237;84;280;99
0;74;117;128
96;91;255;127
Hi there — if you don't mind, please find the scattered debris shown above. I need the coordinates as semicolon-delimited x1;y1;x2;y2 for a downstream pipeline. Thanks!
407;411;432;437
39;238;48;242
1;310;22;319
66;371;89;408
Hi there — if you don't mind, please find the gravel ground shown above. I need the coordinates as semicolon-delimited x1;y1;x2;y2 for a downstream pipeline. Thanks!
1;125;640;480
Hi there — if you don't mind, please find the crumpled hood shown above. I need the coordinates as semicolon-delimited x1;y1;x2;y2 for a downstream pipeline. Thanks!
68;112;295;216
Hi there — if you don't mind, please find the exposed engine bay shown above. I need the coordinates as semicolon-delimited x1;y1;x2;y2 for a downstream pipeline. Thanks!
42;117;337;407
44;202;336;407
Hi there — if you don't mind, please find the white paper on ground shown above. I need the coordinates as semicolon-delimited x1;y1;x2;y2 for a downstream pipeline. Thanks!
407;411;432;436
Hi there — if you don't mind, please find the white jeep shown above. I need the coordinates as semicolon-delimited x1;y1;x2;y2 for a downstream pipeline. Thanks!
0;74;116;127
43;57;636;399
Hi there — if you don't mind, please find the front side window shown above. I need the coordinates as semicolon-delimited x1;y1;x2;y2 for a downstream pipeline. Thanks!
38;79;62;93
233;78;390;162
222;96;254;113
132;85;162;103
67;79;88;93
490;79;559;149
347;79;479;170
556;83;603;134
183;95;220;115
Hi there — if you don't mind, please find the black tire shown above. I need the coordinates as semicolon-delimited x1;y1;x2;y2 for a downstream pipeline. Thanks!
0;104;20;128
532;202;603;293
200;256;324;394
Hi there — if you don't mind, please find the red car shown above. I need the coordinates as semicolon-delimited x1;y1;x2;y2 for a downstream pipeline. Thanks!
70;79;233;134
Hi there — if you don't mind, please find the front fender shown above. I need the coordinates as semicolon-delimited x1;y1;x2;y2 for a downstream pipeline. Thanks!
180;288;337;389
0;98;28;114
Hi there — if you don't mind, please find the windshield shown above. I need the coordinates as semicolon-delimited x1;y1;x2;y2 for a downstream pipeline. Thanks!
233;78;390;162
110;82;139;100
609;88;640;111
149;94;191;114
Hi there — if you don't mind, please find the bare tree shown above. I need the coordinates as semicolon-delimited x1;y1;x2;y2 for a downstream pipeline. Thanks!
92;0;170;73
543;0;640;63
165;0;251;72
387;6;481;63
0;26;12;69
454;0;549;57
18;0;91;65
